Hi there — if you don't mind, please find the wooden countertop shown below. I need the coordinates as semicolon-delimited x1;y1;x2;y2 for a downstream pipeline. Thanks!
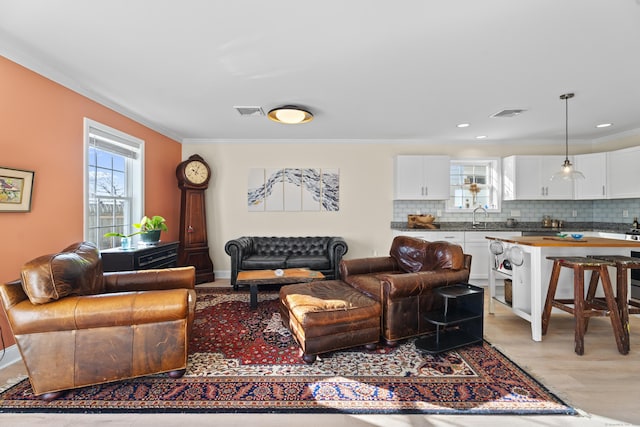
485;235;640;247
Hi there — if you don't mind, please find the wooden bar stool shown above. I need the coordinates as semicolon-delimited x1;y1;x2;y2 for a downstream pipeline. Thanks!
587;255;640;354
542;256;627;355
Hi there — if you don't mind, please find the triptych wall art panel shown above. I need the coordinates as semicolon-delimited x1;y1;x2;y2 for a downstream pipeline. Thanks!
248;168;339;212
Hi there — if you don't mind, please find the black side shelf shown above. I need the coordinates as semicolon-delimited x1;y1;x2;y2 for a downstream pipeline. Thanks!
415;283;484;354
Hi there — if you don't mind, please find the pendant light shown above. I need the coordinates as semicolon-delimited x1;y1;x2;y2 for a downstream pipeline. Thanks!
551;93;585;180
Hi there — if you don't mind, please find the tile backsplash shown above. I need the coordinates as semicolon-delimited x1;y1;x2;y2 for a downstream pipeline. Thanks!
393;199;640;225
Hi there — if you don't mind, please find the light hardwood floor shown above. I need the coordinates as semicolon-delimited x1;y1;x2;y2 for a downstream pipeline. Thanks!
1;280;639;426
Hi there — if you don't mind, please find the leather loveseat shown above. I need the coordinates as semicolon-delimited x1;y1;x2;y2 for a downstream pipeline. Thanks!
0;241;196;399
339;235;471;346
225;236;348;290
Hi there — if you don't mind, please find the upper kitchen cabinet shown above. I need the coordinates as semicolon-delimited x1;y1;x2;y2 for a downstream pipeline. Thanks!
394;155;450;200
607;146;640;199
574;152;607;199
503;155;574;200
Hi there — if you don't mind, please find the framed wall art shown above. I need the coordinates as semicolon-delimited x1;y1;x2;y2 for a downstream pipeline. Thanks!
0;167;35;212
248;167;340;212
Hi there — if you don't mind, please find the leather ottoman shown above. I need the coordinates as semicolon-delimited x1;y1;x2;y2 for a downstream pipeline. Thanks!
279;280;381;363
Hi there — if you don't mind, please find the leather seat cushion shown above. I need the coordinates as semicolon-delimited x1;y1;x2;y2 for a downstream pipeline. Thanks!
285;255;331;270
20;242;104;305
242;255;288;270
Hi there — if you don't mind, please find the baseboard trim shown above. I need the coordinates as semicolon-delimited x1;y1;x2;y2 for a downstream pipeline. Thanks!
215;270;230;279
0;344;21;370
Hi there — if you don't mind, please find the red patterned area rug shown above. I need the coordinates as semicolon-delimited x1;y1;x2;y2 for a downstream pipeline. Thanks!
0;287;576;415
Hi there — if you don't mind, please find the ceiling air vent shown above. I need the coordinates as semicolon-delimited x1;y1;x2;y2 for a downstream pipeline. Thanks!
234;106;264;116
490;109;527;118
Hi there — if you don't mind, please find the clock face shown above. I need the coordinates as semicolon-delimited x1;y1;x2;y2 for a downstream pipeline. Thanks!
185;160;209;184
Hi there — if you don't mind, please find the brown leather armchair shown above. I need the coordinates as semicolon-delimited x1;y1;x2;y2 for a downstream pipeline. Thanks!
0;242;196;400
340;236;471;346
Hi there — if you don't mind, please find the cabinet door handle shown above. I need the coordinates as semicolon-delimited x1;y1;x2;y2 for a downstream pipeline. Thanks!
602;185;605;196
541;186;545;196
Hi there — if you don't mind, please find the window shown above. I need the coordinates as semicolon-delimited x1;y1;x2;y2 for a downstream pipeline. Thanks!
84;118;144;250
447;158;501;212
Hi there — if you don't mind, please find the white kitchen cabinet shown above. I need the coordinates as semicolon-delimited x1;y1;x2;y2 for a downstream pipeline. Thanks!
607;146;640;199
574;152;607;199
394;155;450;200
503;155;574;200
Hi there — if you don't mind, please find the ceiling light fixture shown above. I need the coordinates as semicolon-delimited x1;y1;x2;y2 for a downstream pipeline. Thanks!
475;135;488;139
552;93;585;181
267;106;313;124
457;123;470;128
596;123;612;128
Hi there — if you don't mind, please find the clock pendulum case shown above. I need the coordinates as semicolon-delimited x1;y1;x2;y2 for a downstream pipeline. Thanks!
176;154;215;284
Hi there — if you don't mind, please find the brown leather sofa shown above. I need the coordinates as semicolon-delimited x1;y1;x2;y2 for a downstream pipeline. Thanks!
0;242;196;399
339;235;472;346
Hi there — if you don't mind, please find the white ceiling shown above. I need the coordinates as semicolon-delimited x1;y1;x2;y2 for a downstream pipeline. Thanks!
2;0;640;145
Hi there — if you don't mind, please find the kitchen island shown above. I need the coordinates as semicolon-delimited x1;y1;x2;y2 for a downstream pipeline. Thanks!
486;235;640;341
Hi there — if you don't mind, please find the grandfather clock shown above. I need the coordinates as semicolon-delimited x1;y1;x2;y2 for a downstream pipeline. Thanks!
176;154;215;284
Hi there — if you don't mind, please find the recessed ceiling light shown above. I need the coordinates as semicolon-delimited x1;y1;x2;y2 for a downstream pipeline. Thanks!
596;123;612;128
475;135;488;139
457;123;470;128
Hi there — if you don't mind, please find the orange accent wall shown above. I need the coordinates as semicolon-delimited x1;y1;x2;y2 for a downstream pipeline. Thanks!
0;56;182;349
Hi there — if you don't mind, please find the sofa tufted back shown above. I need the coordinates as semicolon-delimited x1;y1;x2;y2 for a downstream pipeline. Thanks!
389;235;464;273
252;237;331;257
20;241;104;305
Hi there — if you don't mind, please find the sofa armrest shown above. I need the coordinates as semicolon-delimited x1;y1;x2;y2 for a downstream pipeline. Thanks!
327;237;349;279
103;266;196;293
340;256;399;279
6;288;193;335
380;268;471;299
0;279;28;311
224;237;254;287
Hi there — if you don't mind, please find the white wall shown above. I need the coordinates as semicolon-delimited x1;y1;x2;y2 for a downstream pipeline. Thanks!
182;137;640;278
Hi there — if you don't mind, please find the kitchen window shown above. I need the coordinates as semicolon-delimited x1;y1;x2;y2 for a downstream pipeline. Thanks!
446;158;501;212
83;118;144;250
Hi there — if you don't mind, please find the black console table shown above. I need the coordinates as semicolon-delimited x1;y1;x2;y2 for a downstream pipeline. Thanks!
415;283;484;354
101;241;179;272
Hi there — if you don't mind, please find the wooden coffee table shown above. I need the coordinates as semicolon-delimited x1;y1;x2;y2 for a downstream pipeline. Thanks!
236;268;325;309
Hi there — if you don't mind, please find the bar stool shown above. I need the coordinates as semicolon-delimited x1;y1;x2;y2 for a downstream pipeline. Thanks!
542;256;627;355
586;255;640;354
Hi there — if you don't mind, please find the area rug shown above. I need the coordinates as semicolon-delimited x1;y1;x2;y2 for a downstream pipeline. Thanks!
0;287;576;415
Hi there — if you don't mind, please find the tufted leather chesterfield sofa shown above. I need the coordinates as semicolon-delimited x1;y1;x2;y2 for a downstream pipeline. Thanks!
225;236;348;290
0;242;196;399
339;235;471;346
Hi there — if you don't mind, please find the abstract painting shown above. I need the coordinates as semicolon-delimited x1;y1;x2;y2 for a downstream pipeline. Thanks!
248;168;339;212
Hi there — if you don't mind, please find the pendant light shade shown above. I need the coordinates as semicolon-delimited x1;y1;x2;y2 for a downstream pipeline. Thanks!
551;93;585;181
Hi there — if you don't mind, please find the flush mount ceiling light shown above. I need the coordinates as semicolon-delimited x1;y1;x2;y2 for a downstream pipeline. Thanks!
267;106;313;124
552;93;585;181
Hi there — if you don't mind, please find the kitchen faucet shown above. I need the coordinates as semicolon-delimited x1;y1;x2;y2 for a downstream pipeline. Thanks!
472;205;488;228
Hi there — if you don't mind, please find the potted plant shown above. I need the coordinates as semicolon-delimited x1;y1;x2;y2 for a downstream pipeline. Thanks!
104;215;168;248
135;215;168;244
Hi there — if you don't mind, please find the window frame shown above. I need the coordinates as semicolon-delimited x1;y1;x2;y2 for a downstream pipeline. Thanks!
83;118;144;250
446;158;502;213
